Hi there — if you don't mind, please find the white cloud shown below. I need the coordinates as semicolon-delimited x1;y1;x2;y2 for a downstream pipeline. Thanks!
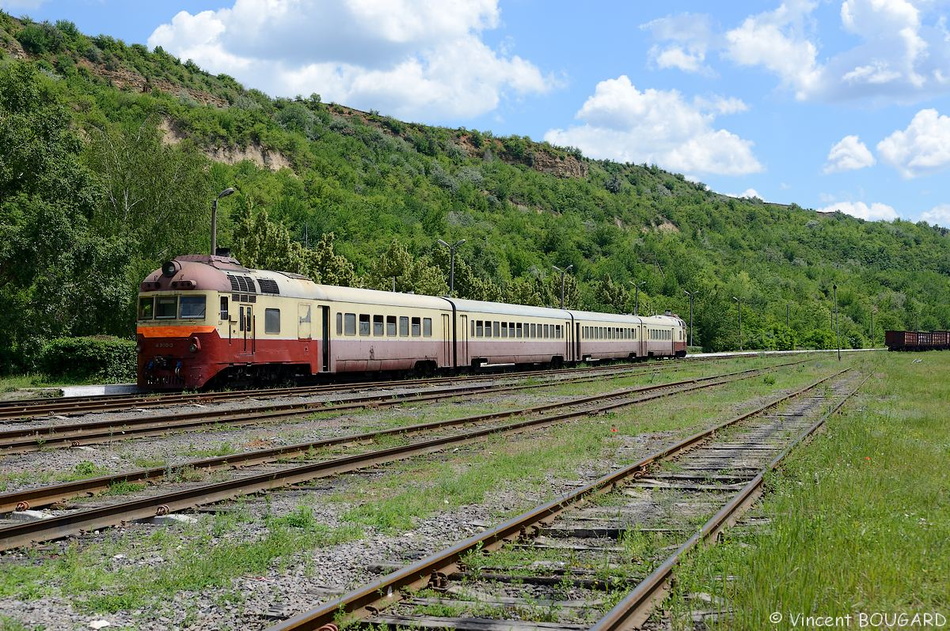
543;76;762;176
921;204;950;227
727;188;764;199
647;1;950;104
641;14;716;75
823;135;876;173
724;1;824;100
818;200;899;220
877;108;950;177
148;0;557;122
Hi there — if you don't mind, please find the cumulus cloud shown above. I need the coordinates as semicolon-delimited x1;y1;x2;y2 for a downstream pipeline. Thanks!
646;0;950;104
148;0;557;121
724;0;824;100
818;200;899;220
921;204;950;227
543;76;762;176
823;135;876;173
877;108;950;177
641;14;716;75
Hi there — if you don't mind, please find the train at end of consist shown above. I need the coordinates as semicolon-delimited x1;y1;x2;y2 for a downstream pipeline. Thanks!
884;330;950;352
136;253;687;390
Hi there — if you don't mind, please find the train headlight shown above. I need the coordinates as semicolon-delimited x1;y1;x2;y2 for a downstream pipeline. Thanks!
189;337;201;353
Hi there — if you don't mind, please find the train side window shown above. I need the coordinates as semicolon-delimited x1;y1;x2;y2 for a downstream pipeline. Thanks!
530;323;536;338
219;296;229;321
138;297;155;320
265;308;280;334
399;316;409;336
156;296;177;319
373;315;384;336
476;320;483;337
344;313;356;336
556;325;562;338
516;323;523;338
336;313;343;335
411;317;421;337
359;314;371;336
423;318;432;337
501;322;508;338
180;296;206;320
485;321;492;338
387;316;397;336
492;321;500;337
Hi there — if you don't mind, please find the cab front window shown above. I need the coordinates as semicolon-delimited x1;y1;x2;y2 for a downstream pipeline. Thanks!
156;296;177;319
179;296;206;320
138;297;155;320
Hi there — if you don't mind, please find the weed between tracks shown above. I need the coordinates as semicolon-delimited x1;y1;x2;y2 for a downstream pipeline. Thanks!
665;353;950;629
0;355;846;627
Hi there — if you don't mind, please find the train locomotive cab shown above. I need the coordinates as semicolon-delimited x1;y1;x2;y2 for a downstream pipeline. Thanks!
137;254;322;390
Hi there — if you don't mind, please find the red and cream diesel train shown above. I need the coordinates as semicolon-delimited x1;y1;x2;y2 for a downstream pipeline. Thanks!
137;253;687;390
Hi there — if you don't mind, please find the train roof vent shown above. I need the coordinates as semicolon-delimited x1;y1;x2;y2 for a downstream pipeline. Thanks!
227;274;257;293
258;278;280;295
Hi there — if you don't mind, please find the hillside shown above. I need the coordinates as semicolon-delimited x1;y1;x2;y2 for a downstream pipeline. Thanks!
2;12;949;372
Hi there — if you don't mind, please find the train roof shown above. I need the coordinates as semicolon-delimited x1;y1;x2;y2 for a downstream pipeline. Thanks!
142;256;685;326
446;297;570;319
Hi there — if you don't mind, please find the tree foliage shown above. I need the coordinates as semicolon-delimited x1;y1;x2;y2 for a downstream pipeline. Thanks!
2;13;950;374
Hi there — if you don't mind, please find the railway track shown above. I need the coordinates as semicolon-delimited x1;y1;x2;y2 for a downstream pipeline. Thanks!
262;368;862;631
0;359;810;453
0;362;681;422
0;363;780;551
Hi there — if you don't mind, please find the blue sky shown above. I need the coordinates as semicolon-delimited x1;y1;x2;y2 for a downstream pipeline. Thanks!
4;0;950;226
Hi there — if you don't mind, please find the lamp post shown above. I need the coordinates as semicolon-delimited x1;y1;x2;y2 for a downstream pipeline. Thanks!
834;284;841;361
552;264;573;308
733;296;742;351
633;281;645;316
683;290;694;347
211;187;236;256
437;239;466;296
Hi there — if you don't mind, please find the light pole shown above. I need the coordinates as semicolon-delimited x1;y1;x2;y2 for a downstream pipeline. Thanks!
211;187;236;256
733;296;742;351
437;239;466;296
683;290;694;347
633;281;645;316
834;284;841;361
552;264;573;308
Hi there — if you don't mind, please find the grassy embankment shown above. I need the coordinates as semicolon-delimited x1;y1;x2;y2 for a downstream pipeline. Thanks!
667;351;950;629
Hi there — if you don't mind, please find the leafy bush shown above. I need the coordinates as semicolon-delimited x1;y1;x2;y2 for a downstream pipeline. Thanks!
16;21;65;55
38;337;136;383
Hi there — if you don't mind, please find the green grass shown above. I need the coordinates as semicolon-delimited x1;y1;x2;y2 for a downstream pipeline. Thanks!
666;353;950;629
0;503;363;617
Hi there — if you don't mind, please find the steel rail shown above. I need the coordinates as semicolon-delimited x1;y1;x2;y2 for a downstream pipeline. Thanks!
266;369;851;631
589;374;868;631
0;358;810;453
0;361;696;421
0;371;743;513
0;367;770;551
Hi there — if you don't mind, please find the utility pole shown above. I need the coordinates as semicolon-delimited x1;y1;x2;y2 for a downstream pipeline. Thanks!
211;187;235;256
437;239;466;296
552;265;573;309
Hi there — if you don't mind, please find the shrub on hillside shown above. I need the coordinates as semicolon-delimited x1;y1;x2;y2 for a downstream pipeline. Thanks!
38;337;136;383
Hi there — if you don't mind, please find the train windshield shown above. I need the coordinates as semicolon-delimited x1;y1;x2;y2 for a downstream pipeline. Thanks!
138;295;207;321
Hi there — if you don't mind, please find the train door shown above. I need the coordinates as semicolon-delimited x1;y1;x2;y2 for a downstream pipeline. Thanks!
320;306;330;372
564;320;572;362
239;305;255;354
574;322;581;363
457;314;469;368
442;313;452;368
